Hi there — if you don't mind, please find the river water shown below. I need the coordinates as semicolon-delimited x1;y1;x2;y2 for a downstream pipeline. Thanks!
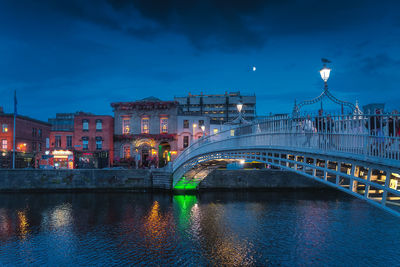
0;191;399;266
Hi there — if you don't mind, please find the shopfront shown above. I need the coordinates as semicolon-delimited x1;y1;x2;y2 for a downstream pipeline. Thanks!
51;150;74;169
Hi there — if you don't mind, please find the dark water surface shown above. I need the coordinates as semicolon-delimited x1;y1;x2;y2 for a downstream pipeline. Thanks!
0;191;399;266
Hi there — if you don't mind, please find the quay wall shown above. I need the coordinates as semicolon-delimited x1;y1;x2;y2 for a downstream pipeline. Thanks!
0;169;171;192
0;169;327;192
199;169;329;190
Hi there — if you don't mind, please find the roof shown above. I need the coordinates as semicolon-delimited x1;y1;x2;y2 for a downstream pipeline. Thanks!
0;113;52;126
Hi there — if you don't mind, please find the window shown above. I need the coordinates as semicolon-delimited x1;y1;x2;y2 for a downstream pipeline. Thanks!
82;137;89;150
123;145;131;158
96;119;102;131
32;128;37;137
141;117;149;134
96;137;102;150
83;120;89;131
230;129;235;136
2;124;8;133
1;139;7;150
39;142;42;152
122;118;130;134
55;136;61;147
32;142;37;152
38;129;42;138
160;118;168;133
66;136;72;148
183;136;189;148
213;129;219;134
199;120;204;126
183;120;189;129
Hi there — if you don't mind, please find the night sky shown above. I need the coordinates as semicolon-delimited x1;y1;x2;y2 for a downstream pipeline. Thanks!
0;0;399;120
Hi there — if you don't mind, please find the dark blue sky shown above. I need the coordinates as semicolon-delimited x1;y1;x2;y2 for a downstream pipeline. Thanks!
0;0;399;120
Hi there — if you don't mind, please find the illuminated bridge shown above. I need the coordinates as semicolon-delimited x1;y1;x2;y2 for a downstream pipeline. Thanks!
172;114;400;216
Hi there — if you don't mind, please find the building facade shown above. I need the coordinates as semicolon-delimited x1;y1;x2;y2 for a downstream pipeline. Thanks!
176;115;210;152
0;109;51;168
174;91;256;124
73;113;114;169
48;112;114;169
112;97;178;168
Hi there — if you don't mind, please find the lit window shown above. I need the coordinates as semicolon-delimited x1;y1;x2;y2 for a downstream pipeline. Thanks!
183;120;189;129
160;118;168;133
122;118;130;134
83;120;89;131
96;137;102;150
96;120;102;131
123;144;131;158
142;117;149;134
1;139;7;150
213;129;219;134
230;129;235;136
2;124;7;133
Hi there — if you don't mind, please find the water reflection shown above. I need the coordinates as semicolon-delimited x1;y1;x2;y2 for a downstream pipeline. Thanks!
17;210;29;239
0;192;399;266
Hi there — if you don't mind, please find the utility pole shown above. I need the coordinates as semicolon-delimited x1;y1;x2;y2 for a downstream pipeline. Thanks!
12;90;17;169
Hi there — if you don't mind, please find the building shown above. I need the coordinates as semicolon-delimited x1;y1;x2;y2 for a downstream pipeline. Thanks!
174;91;256;124
73;112;114;169
0;108;51;168
48;113;75;169
47;112;114;169
362;103;385;114
176;115;210;152
111;97;178;168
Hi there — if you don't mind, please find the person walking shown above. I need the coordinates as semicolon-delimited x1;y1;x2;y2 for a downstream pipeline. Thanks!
315;109;324;149
302;115;314;147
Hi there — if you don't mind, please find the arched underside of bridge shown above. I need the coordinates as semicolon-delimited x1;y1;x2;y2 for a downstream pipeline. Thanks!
173;148;400;216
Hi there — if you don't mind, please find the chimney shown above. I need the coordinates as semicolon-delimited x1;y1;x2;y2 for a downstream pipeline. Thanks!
0;106;3;113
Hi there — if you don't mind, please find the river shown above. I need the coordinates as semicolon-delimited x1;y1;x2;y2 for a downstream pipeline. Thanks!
0;191;399;266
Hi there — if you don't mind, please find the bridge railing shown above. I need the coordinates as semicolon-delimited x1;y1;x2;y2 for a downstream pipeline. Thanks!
173;113;400;170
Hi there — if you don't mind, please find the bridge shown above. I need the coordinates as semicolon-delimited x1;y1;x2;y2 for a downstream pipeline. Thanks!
172;113;400;216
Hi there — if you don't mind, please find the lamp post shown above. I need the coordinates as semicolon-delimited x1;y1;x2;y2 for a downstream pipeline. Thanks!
12;90;17;169
237;101;243;124
200;125;205;138
320;64;331;89
192;123;197;140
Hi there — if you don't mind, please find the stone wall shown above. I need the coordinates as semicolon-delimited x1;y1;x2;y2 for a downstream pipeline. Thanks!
0;169;172;192
199;169;329;190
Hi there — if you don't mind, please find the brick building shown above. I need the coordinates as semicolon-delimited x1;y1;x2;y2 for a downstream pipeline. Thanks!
47;112;114;169
73;112;114;169
0;108;51;168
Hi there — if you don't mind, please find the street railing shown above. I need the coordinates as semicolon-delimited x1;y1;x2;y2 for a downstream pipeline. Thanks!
173;113;400;170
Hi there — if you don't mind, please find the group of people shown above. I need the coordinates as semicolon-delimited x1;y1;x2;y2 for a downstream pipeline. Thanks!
300;109;400;157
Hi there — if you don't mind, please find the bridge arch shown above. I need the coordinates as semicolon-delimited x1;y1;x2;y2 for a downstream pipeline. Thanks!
172;114;400;216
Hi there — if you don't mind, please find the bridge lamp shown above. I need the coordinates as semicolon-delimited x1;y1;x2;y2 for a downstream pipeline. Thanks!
239;159;245;165
237;101;243;113
200;125;205;134
320;64;331;83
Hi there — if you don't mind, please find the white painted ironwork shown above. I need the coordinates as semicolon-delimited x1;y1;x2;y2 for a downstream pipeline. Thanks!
173;113;400;216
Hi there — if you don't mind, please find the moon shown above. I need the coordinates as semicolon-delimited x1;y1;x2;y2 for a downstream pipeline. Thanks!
252;66;256;71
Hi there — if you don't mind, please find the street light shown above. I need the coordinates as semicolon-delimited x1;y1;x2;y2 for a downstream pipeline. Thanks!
236;101;243;113
192;123;197;139
320;64;331;83
200;125;205;137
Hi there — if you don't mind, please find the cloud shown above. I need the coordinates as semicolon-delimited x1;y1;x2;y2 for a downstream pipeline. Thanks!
5;0;395;52
359;53;400;74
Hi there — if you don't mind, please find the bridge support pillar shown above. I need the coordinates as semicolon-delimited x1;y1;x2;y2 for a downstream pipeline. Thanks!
364;168;373;198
